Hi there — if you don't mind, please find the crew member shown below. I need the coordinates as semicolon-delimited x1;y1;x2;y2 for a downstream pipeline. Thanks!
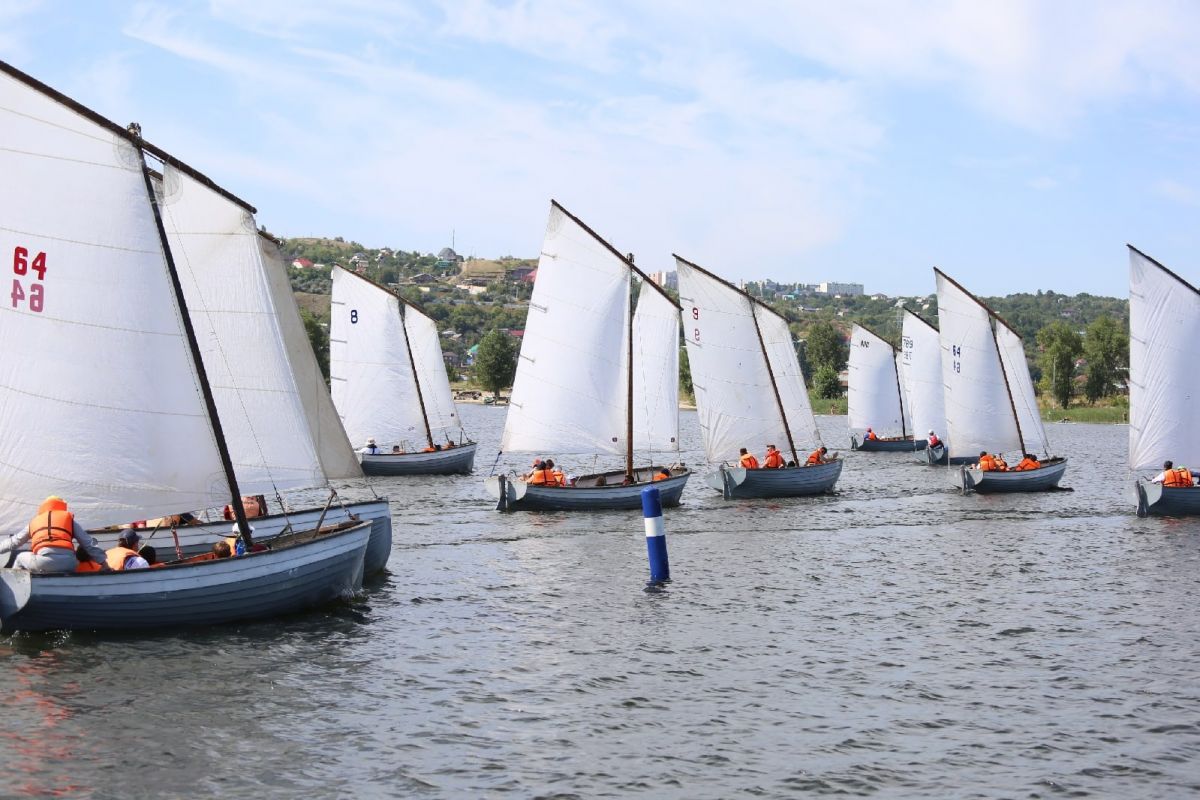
763;445;786;469
865;428;879;441
105;529;150;571
360;438;379;455
978;451;1003;471
738;447;759;469
927;430;940;448
1014;453;1041;471
1152;460;1195;487
806;446;829;465
652;467;671;482
0;496;109;573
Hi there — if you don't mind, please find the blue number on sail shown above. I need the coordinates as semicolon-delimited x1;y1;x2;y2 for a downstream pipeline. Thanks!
350;309;358;324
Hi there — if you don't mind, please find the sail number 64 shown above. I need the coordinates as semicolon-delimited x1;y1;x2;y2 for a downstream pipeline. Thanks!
11;246;47;313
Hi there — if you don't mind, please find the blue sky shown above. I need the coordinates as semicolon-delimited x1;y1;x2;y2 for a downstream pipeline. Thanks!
4;0;1199;296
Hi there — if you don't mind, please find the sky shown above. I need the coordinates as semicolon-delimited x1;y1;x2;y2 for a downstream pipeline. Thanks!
4;0;1200;297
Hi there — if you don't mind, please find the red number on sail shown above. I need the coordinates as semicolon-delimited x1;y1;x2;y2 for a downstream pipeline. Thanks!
13;247;27;276
30;252;46;280
11;279;24;307
28;283;44;312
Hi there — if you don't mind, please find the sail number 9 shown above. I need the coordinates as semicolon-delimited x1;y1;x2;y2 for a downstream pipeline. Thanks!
692;307;700;342
11;246;47;313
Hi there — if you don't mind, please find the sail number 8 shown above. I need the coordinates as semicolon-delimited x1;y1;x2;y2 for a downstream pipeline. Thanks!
11;246;46;313
350;309;358;324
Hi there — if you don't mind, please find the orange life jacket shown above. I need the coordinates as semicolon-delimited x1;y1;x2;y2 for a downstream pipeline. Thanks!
763;450;785;469
1164;467;1194;487
865;430;878;440
739;453;760;469
29;506;76;553
979;454;998;471
105;546;142;571
652;472;670;482
552;470;566;486
422;446;436;452
1015;457;1040;471
806;449;824;465
529;467;557;485
994;457;1009;471
75;560;102;573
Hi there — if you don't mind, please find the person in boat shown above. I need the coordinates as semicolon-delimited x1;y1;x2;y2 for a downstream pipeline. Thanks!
391;445;403;454
360;437;380;455
527;460;559;486
806;446;829;465
139;545;164;567
865;428;879;441
621;474;634;486
927;430;941;448
444;440;455;449
105;528;150;571
653;467;672;482
547;459;566;486
977;451;1007;472
0;496;110;573
738;448;760;469
222;495;266;520
522;458;544;480
212;541;232;559
763;445;786;469
75;544;103;573
1014;453;1041;471
1150;460;1195;487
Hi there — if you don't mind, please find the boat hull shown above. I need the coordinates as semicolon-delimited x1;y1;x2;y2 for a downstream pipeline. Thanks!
360;443;477;475
851;435;926;452
921;442;949;465
959;458;1068;493
485;467;690;511
705;460;843;499
89;499;393;576
1134;480;1200;517
0;522;372;633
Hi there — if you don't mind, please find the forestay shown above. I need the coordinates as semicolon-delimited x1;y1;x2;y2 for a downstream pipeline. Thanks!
935;270;1022;460
161;166;326;494
632;279;681;454
404;305;465;443
847;324;906;437
1128;247;1200;470
501;204;630;455
0;69;230;532
994;323;1050;456
900;309;947;441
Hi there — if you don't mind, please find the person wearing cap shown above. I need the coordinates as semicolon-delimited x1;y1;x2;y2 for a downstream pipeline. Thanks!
360;437;380;455
0;496;109;573
926;430;940;448
864;427;879;441
105;528;150;571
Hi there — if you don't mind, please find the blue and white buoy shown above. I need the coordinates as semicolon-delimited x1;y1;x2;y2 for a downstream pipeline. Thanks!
641;486;670;587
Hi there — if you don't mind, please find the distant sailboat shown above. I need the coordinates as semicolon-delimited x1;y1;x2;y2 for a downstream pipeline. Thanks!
899;308;951;465
935;268;1068;492
1128;246;1200;517
484;201;690;511
675;255;842;499
330;266;477;475
847;323;923;452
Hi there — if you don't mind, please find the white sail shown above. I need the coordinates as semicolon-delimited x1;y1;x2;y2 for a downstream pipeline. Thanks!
677;257;819;464
500;204;630;455
403;304;465;443
330;266;428;450
1129;247;1200;470
847;324;906;438
894;351;914;433
161;166;326;495
0;69;231;532
258;237;363;480
994;322;1050;456
900;309;947;442
935;270;1022;460
632;279;681;454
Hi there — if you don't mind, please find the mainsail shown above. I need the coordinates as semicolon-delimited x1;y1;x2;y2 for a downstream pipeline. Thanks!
632;279;681;453
676;255;821;465
0;64;235;532
899;309;946;441
847;324;907;438
1128;246;1200;470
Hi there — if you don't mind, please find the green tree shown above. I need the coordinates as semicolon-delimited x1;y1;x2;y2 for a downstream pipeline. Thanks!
1082;315;1128;403
474;329;517;399
806;322;847;372
1036;321;1083;409
679;346;693;399
299;309;330;382
813;364;843;399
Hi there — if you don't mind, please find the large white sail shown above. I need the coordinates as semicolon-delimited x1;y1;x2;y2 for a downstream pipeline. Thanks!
632;279;681;453
500;203;630;455
0;68;230;532
900;309;947;441
894;351;914;433
847;324;906;438
1129;247;1200;470
161;166;326;495
935;270;1022;460
677;257;819;464
994;323;1050;456
259;237;363;480
403;304;465;443
331;266;428;450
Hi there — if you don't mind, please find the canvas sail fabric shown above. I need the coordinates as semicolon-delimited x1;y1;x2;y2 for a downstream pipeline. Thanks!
258;237;362;480
900;310;947;443
894;351;914;434
0;70;230;532
161;166;326;495
935;271;1022;460
677;258;819;464
994;323;1050;456
403;304;465;444
500;204;630;455
331;266;429;450
847;324;906;438
632;280;681;454
1128;248;1200;470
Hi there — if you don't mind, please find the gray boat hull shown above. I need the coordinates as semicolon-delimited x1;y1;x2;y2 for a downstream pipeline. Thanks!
959;458;1068;493
0;522;372;633
89;499;393;576
1134;480;1200;517
361;443;477;475
851;434;926;452
921;442;949;465
705;460;843;499
485;467;690;511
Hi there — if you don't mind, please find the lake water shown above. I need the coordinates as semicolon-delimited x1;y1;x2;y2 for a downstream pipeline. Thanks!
2;404;1198;799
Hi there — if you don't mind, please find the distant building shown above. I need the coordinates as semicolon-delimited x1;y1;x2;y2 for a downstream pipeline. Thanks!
291;257;314;269
349;252;369;268
817;282;864;296
647;270;678;291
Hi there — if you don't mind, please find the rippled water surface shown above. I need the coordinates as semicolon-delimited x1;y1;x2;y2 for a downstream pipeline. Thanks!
3;404;1200;799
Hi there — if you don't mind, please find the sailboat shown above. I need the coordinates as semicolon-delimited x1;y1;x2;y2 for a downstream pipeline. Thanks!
484;201;690;511
1128;246;1200;517
899;308;952;465
935;268;1068;492
847;323;924;452
0;60;372;632
330;266;477;475
675;256;842;499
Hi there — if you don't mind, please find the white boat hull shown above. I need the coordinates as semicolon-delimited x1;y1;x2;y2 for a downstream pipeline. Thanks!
705;460;843;499
0;522;372;633
360;443;477;475
959;458;1068;493
485;467;690;511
